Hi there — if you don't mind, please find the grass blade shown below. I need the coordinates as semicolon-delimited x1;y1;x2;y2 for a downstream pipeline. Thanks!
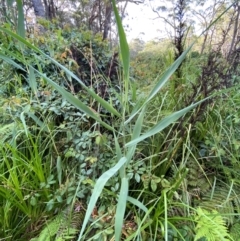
114;133;124;177
125;98;209;147
124;44;193;125
146;44;193;103
56;156;62;185
126;106;146;163
0;54;26;71
34;68;115;131
114;133;122;161
112;0;129;80
27;112;49;132
115;177;129;241
127;196;148;213
0;27;121;118
163;190;168;241
16;0;25;39
77;157;127;240
29;66;38;96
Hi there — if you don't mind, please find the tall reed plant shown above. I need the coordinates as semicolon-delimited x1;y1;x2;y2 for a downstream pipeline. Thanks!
1;0;234;240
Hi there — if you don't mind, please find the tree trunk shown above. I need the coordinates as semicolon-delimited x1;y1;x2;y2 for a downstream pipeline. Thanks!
44;0;56;20
174;0;187;81
1;0;7;22
103;3;112;40
43;0;49;19
32;0;45;18
228;3;240;60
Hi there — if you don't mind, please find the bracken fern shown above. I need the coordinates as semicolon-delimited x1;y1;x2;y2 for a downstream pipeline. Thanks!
194;207;233;241
31;201;85;241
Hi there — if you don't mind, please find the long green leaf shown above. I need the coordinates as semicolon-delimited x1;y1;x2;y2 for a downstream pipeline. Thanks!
127;196;148;213
1;49;119;123
114;133;122;161
27;112;49;133
199;2;235;37
114;106;146;241
163;190;168;241
0;27;121;118
77;157;127;241
29;66;38;96
125;98;209;147
0;54;26;71
114;132;124;177
115;177;129;241
34;69;114;131
126;106;146;163
112;0;129;80
125;44;193;125
146;44;193;103
16;0;25;39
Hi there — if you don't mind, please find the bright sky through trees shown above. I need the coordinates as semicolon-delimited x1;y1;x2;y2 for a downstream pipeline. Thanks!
124;0;213;42
124;1;164;41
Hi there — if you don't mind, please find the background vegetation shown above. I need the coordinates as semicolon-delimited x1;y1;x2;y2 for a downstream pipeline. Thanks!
0;0;240;240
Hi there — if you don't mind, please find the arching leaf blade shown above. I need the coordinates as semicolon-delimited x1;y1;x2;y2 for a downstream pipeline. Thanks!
34;69;115;131
115;177;129;241
77;157;128;240
0;27;121;118
125;98;209;147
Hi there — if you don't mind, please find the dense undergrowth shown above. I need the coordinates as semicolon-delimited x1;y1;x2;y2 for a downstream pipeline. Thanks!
0;4;240;241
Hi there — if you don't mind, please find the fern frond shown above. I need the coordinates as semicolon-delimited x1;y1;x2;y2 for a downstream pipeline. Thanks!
229;222;240;241
0;123;18;144
31;201;85;241
194;207;233;241
186;159;213;194
56;201;85;241
198;186;240;225
30;214;63;241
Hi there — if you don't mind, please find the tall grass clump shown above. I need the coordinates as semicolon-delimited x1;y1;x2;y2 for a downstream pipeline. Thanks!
0;130;60;240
